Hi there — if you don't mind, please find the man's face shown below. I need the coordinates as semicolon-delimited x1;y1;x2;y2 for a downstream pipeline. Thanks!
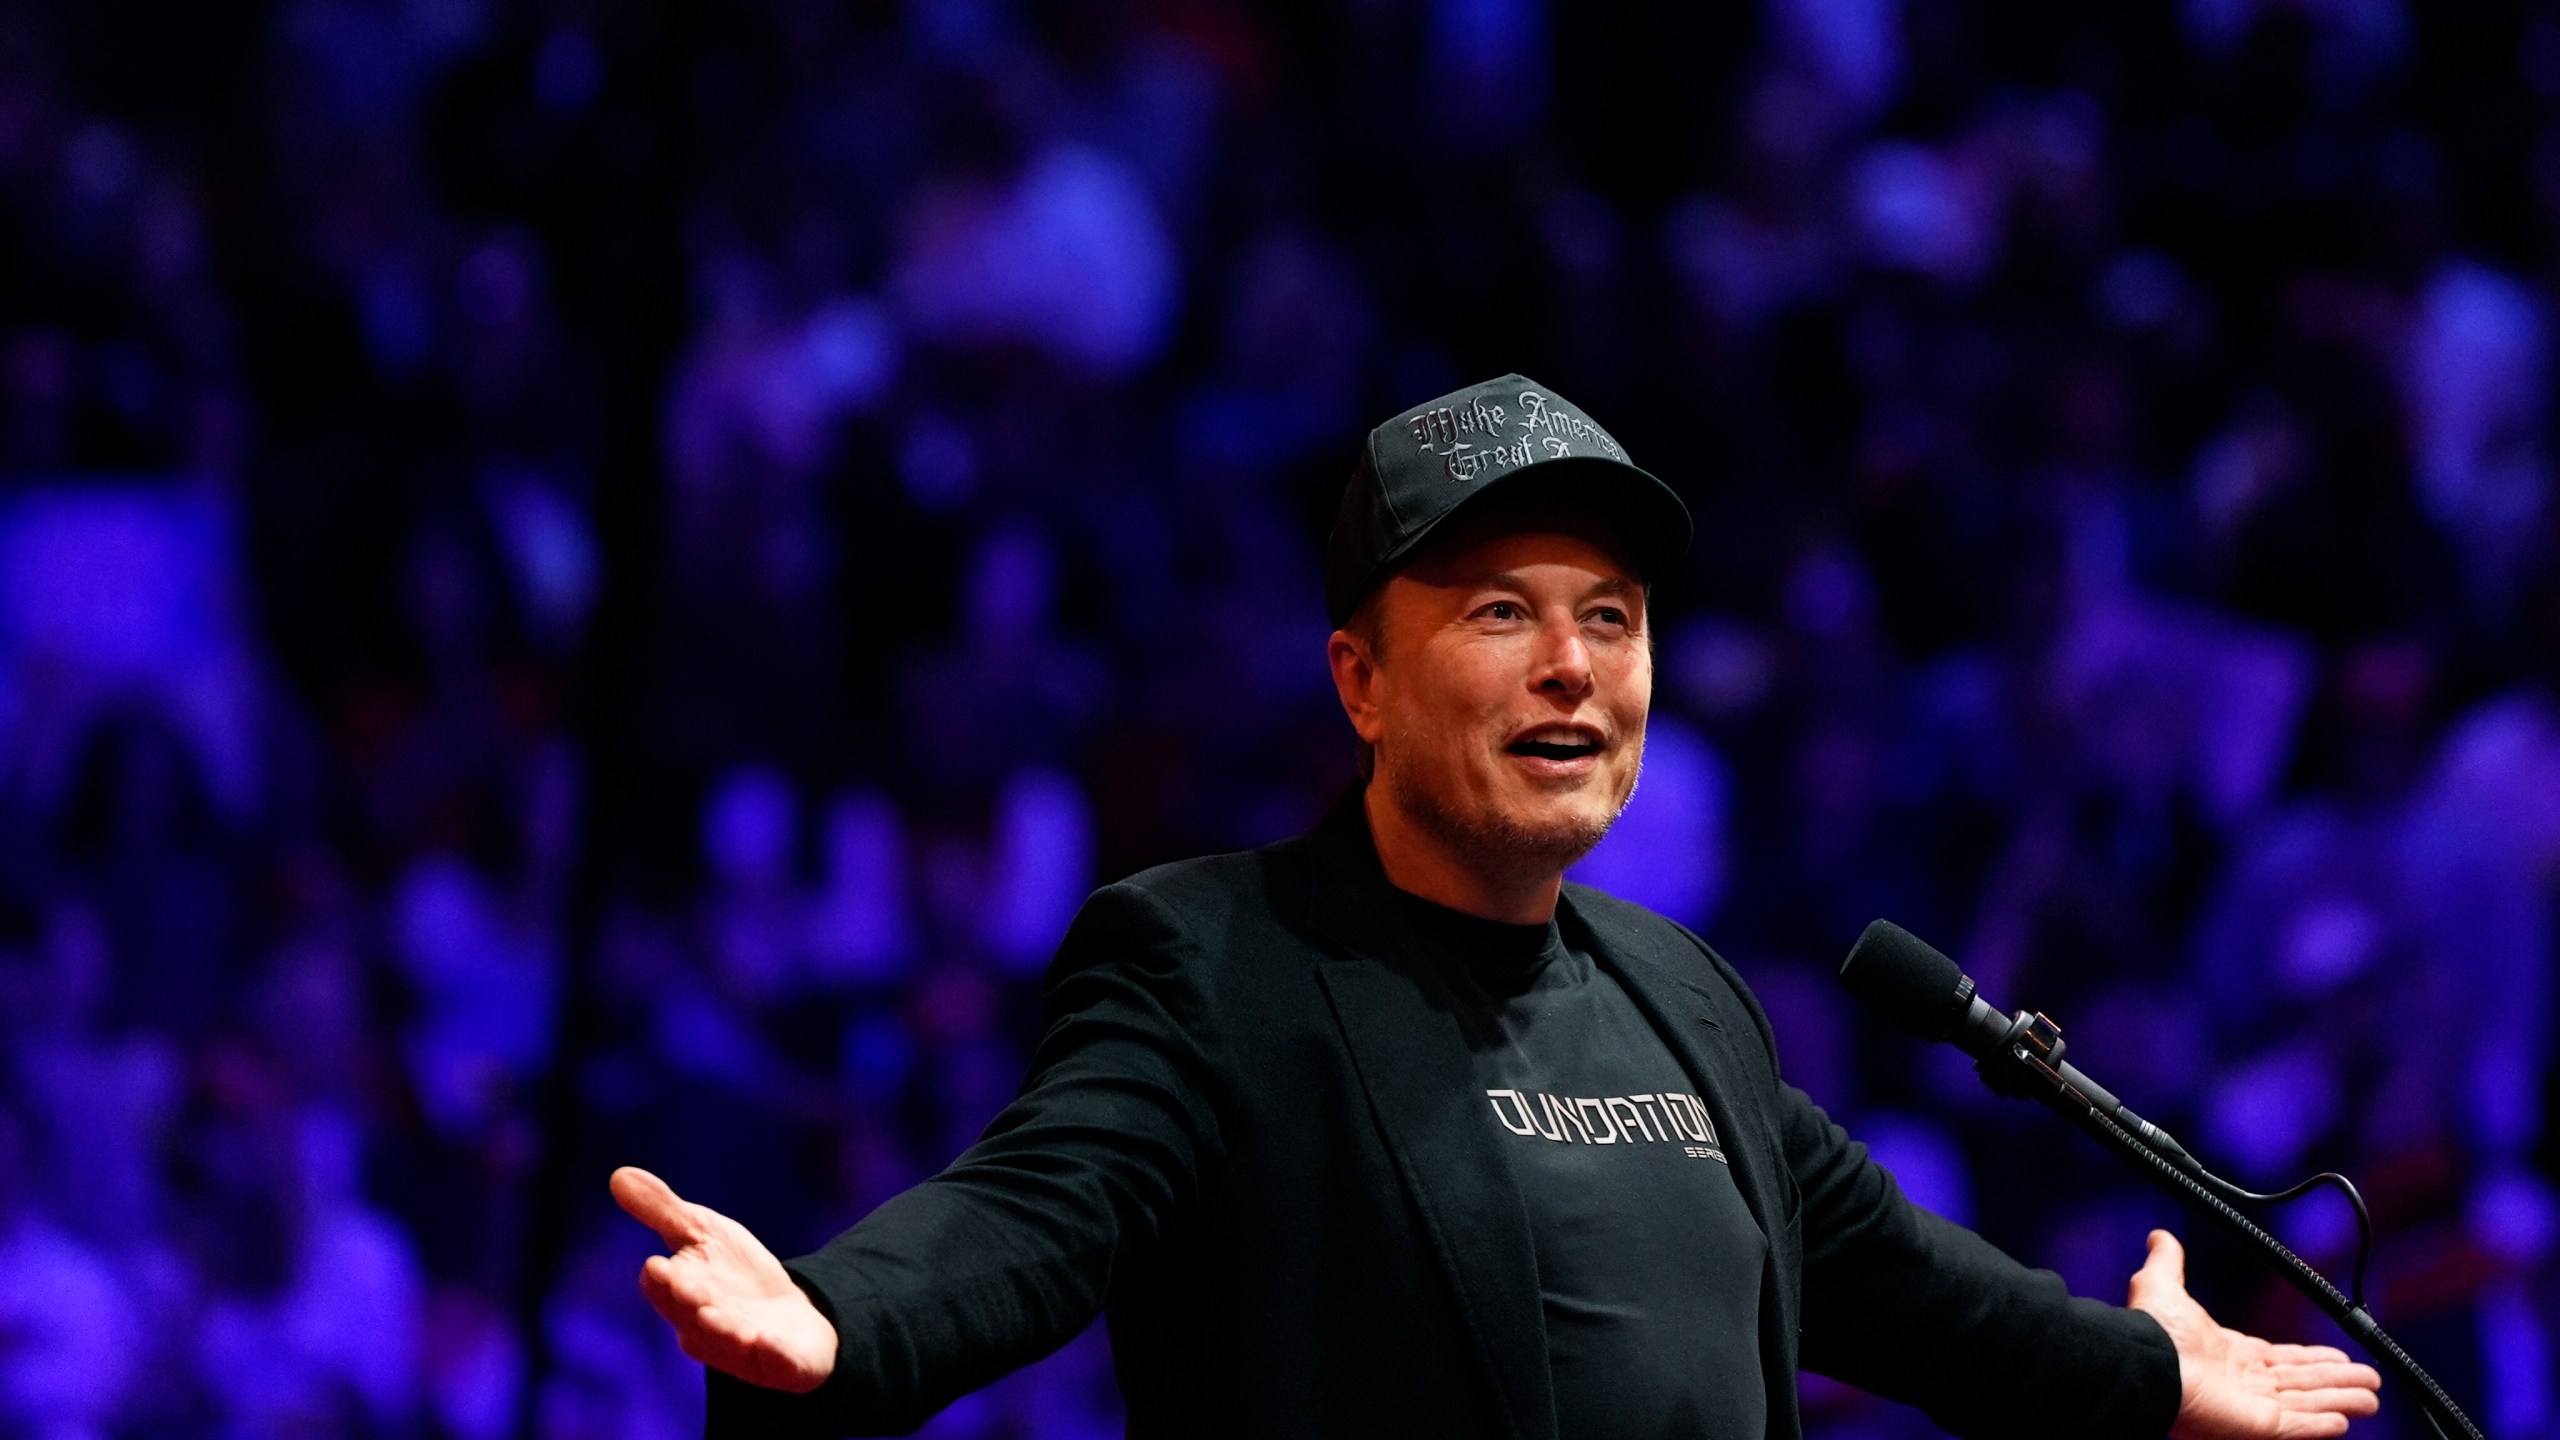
1333;518;1650;881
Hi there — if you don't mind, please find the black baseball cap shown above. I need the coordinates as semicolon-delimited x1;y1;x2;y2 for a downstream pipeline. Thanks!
1323;373;1694;627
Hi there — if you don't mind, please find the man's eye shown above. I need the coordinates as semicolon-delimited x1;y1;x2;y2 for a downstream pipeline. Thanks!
1483;602;1520;621
1589;608;1626;628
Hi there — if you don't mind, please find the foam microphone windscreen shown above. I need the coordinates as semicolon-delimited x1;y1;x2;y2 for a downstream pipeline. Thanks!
1838;919;1967;1040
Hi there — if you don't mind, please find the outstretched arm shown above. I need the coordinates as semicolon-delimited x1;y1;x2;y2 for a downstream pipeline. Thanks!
2126;1231;2383;1440
614;881;1225;1437
611;1166;838;1393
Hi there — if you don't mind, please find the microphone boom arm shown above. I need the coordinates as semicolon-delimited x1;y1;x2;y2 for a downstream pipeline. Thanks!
1970;1002;2487;1440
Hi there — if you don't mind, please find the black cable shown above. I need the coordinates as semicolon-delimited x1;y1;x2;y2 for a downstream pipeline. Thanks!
1955;1010;2482;1436
2181;1166;2373;1309
2077;1106;2487;1440
1972;1006;2382;1312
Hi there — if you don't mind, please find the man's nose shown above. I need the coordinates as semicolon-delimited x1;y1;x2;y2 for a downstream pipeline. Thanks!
1533;614;1594;696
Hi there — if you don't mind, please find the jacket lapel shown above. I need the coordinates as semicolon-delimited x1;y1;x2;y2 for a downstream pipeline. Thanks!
1303;801;1558;1440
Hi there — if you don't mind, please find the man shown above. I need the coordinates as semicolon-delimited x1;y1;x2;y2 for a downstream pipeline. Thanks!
614;376;2384;1438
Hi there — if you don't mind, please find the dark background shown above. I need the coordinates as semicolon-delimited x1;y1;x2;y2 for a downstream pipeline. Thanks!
0;0;2553;1435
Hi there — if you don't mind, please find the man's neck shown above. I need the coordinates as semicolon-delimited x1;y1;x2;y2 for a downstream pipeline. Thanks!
1361;784;1563;925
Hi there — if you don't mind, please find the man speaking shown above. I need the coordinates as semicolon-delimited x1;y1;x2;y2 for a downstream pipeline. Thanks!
612;376;2384;1438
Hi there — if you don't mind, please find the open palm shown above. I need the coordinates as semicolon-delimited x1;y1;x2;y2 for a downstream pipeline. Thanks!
2128;1231;2383;1439
611;1166;839;1393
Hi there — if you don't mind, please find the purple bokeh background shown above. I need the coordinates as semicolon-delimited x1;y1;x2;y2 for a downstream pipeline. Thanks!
0;1;2555;1436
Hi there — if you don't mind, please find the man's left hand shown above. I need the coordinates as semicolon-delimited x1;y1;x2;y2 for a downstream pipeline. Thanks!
2127;1230;2383;1438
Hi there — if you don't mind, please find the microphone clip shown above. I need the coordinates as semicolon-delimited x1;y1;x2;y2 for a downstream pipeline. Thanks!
1975;1009;2070;1102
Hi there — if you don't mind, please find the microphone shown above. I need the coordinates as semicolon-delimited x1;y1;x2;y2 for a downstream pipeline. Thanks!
1837;919;2199;1172
1841;922;2491;1440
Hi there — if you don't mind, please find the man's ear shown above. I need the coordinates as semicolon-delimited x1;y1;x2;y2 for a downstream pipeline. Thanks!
1327;628;1386;746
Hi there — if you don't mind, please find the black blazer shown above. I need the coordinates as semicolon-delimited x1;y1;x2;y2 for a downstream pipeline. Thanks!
709;798;2180;1439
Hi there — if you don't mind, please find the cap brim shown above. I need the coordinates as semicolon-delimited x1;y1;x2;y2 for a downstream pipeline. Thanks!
1363;455;1694;607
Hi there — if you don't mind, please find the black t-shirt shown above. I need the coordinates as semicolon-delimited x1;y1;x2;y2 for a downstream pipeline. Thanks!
1398;891;1767;1440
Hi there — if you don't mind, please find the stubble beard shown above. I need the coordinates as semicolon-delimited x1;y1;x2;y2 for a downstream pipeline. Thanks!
1377;733;1642;890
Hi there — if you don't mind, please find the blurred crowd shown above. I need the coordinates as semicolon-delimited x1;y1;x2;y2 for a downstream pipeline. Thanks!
0;0;2555;1436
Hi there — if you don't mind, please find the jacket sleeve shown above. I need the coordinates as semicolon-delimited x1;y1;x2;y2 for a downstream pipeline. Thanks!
707;880;1227;1437
1694;936;2182;1440
1779;1083;2181;1439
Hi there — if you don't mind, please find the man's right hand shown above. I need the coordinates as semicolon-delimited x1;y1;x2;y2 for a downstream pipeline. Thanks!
611;1166;839;1393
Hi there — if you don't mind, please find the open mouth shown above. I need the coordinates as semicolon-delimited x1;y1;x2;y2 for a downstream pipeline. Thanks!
1507;735;1603;762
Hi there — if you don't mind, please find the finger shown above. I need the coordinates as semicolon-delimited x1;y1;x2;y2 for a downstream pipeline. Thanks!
612;1166;706;1249
692;1305;765;1370
646;1252;729;1312
694;1309;797;1390
2268;1414;2352;1440
640;1269;748;1374
669;1321;720;1369
636;1256;695;1329
695;1302;742;1344
2276;1386;2385;1416
641;1253;715;1311
2265;1344;2356;1366
2127;1229;2186;1306
2269;1361;2383;1393
641;1253;687;1299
